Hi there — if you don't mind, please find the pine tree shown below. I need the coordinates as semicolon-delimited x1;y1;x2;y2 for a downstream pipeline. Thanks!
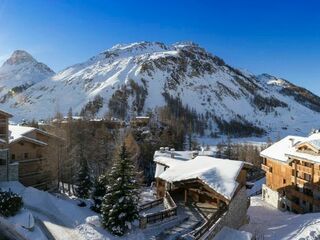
75;158;92;199
91;173;109;212
101;144;139;236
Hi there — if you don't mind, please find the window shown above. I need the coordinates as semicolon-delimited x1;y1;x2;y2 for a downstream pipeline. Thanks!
304;173;312;182
283;179;286;184
24;153;29;159
262;158;267;165
11;154;15;160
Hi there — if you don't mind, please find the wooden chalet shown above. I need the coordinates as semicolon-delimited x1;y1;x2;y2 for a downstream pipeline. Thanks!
8;125;63;189
152;149;250;238
261;133;320;213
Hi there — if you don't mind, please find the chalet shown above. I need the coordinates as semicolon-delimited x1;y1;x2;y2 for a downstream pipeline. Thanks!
8;124;63;189
260;132;320;213
152;148;250;238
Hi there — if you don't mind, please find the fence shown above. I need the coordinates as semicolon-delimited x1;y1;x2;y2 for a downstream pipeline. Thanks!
138;198;163;212
189;205;228;240
139;191;177;228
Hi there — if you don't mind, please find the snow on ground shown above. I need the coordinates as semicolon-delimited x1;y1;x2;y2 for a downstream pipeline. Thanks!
0;181;183;240
241;196;320;240
213;226;252;240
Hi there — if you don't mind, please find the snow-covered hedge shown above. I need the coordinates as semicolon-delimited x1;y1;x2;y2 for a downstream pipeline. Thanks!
0;190;23;217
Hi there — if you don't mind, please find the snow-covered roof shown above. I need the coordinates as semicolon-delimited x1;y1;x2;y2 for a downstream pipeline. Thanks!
8;125;47;146
260;136;305;162
0;109;13;118
154;156;185;168
157;156;244;200
154;150;193;161
261;133;320;163
213;227;252;240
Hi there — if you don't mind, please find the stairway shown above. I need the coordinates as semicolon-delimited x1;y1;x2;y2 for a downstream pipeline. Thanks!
155;202;204;240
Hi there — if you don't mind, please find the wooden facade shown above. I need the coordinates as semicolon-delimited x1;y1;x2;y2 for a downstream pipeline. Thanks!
262;142;320;213
156;168;247;208
9;129;63;189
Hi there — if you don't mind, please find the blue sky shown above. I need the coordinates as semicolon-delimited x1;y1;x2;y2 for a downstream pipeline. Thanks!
0;0;320;94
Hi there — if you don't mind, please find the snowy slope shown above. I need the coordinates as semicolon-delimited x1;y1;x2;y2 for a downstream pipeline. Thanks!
0;50;54;107
1;42;320;137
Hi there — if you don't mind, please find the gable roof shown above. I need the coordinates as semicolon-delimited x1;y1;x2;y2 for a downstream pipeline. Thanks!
8;125;47;146
157;156;244;200
261;133;320;163
0;110;13;118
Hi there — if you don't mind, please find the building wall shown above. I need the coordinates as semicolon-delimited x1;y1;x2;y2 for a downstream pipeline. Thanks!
264;158;292;190
205;186;249;239
0;163;19;181
10;140;46;187
262;184;281;209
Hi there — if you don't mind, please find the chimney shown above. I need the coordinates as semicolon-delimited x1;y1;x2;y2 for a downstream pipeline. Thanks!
160;147;164;153
165;147;170;151
170;148;175;158
289;138;295;147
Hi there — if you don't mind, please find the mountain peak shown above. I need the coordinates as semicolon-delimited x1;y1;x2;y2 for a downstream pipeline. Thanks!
3;50;36;66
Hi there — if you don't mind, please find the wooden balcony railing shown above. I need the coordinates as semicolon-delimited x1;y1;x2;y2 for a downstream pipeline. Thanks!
291;176;309;185
287;188;320;206
139;191;177;228
261;164;271;172
191;205;228;240
138;198;163;211
297;165;313;175
16;158;46;164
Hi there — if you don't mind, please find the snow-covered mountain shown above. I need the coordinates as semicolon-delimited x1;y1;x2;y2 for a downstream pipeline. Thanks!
1;42;320;137
0;50;54;105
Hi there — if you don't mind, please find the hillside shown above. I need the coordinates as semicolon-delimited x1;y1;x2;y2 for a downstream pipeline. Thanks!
0;50;54;108
0;42;319;137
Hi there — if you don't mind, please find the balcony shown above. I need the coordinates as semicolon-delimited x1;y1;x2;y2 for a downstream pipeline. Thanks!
291;175;309;185
261;164;271;172
297;165;313;175
287;188;320;206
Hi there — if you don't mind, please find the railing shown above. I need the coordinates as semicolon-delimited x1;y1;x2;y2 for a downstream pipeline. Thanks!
138;198;163;211
291;175;308;185
261;164;271;172
139;191;177;228
297;165;313;175
144;207;177;225
16;158;46;164
287;188;320;206
191;205;228;240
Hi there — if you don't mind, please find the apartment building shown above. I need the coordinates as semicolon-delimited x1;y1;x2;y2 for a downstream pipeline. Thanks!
260;132;320;213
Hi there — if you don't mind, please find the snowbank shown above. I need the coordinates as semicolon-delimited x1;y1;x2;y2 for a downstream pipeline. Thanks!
242;196;320;239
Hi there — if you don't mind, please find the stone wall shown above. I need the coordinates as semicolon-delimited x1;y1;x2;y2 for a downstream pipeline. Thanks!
262;184;280;209
204;186;249;239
